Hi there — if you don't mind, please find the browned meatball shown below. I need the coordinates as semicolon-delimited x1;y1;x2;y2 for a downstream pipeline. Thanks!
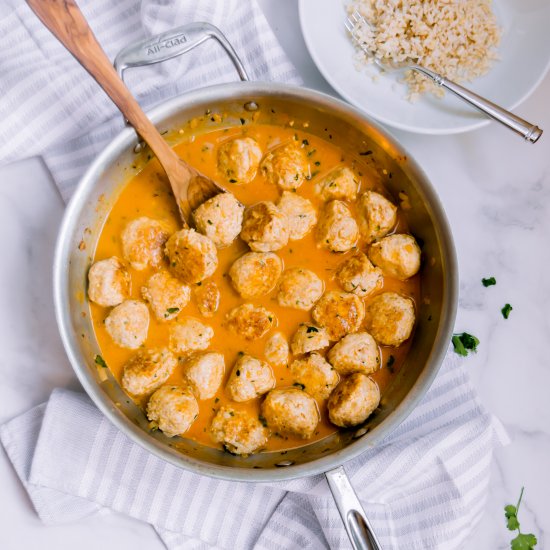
146;385;199;437
276;267;324;311
225;303;275;340
165;229;218;284
121;347;176;396
261;140;309;190
228;251;282;299
328;373;380;427
217;137;263;184
364;292;415;346
226;354;275;402
312;291;365;341
335;252;382;297
316;200;359;252
210;407;268;455
87;256;130;307
327;332;380;375
240;201;289;252
357;191;397;243
290;353;339;400
261;388;319;438
121;217;169;271
367;234;421;280
194;281;220;318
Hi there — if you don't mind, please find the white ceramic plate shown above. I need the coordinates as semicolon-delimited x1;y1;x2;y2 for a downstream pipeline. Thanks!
299;0;550;135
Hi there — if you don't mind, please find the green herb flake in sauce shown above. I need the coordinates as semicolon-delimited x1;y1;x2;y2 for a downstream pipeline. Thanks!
94;354;108;368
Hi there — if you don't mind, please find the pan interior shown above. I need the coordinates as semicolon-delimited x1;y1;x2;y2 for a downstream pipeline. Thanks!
56;84;455;481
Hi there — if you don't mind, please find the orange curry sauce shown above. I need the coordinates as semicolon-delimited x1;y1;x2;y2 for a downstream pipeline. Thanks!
91;123;420;453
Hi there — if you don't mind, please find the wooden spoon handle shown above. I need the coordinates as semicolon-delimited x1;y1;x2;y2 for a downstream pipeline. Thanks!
26;0;179;170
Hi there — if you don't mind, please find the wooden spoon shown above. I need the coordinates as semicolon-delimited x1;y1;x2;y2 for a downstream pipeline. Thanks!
26;0;225;225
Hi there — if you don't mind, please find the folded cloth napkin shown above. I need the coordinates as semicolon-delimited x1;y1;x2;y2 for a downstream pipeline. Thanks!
0;0;508;548
1;355;507;550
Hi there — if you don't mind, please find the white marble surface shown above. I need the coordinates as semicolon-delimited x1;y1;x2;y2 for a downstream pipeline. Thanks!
1;1;549;548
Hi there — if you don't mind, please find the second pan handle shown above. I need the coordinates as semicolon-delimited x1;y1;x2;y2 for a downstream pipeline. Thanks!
114;21;249;82
326;465;382;550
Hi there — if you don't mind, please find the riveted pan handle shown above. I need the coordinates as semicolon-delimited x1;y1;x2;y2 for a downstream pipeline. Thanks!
114;21;249;82
325;466;382;550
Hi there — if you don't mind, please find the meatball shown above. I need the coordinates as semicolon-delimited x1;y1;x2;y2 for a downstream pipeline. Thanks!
165;228;218;284
367;234;421;280
217;137;263;184
328;373;380;427
276;267;323;311
261;388;319;439
121;347;176;396
105;300;149;349
146;384;199;437
364;292;415;346
327;332;380;375
261;140;308;190
277;191;317;241
225;303;275;340
193;193;244;248
228;251;282;299
87;256;130;307
312;291;365;341
141;271;191;322
316;200;359;252
240;201;289;252
357;191;397;243
264;332;289;366
169;318;214;355
121;217;169;271
335;252;382;297
226;354;275;402
290;324;330;356
194;281;220;317
314;166;358;202
210;407;268;455
290;353;339;400
182;352;225;400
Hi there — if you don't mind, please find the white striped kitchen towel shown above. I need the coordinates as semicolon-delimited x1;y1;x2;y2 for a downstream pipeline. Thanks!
0;354;508;550
0;0;301;201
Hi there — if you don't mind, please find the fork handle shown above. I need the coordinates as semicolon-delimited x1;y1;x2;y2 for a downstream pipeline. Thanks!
412;65;543;143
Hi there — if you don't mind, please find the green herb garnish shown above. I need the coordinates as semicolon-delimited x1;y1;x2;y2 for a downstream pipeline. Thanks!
258;415;268;427
306;326;319;334
482;276;496;287
452;332;479;356
502;303;513;319
293;382;306;390
505;488;537;550
94;354;107;368
165;307;180;316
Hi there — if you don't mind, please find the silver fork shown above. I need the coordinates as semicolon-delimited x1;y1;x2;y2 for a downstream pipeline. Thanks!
346;10;543;143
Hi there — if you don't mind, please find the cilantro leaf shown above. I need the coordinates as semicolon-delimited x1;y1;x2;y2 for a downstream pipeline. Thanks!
511;533;537;550
504;488;537;549
502;304;513;319
166;307;180;315
306;326;319;333
505;504;519;530
482;276;496;287
94;354;107;368
452;333;479;356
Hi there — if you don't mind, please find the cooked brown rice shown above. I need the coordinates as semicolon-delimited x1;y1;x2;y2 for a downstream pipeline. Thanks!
347;0;501;100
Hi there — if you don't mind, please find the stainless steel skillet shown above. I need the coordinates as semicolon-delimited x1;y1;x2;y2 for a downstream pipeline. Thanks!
48;18;457;550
